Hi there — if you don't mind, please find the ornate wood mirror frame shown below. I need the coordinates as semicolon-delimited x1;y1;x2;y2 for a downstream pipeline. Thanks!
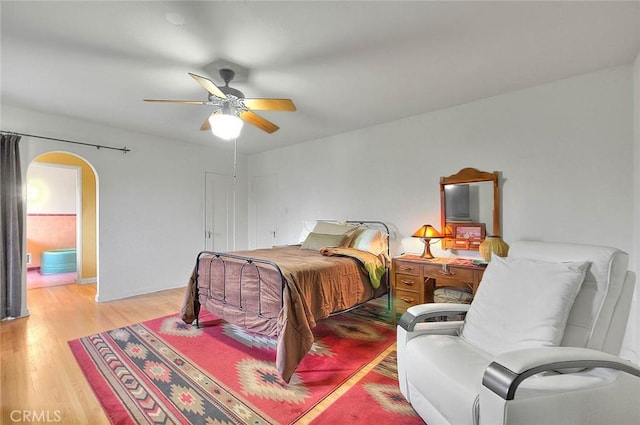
440;167;500;251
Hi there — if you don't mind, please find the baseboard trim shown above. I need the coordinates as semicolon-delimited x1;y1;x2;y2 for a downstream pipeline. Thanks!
79;277;97;284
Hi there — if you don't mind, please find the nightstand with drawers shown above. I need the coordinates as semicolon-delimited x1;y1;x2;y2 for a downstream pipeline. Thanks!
391;255;486;319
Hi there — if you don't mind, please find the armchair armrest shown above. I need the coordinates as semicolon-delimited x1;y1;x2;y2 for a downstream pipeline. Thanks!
483;346;640;400
398;302;471;332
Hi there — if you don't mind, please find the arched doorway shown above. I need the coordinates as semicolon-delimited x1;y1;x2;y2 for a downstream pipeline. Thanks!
25;152;98;294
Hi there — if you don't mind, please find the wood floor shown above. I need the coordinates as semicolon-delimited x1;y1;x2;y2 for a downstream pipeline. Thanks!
1;284;397;424
0;283;184;424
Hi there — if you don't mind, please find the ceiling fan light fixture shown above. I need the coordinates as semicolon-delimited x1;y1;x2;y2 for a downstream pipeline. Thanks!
145;68;294;136
209;113;243;140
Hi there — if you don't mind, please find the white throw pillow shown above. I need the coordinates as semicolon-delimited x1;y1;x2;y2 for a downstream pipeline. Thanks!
350;228;387;255
460;256;589;355
298;220;351;243
300;232;348;251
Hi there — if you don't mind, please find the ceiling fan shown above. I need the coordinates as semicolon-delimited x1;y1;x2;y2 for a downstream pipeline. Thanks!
144;68;296;136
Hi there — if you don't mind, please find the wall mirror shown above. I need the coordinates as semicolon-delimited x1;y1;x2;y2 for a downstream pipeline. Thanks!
440;168;500;251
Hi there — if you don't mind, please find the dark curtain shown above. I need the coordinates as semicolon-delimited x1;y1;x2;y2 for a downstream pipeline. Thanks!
1;134;24;319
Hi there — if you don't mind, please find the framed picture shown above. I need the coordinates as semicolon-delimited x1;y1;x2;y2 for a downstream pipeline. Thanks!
451;223;486;240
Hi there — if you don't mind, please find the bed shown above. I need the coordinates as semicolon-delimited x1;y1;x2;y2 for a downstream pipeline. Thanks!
181;220;390;382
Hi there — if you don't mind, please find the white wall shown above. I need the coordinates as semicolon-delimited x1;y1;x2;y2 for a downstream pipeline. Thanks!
249;66;634;258
248;65;638;358
26;163;78;214
2;105;248;309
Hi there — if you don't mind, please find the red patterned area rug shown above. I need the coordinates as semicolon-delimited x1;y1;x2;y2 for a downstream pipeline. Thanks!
309;349;424;424
69;301;405;424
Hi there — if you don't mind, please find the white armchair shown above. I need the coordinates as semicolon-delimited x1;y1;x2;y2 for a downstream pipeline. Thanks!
397;241;640;425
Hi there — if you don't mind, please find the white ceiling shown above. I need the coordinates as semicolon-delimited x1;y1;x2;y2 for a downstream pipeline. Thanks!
2;1;639;154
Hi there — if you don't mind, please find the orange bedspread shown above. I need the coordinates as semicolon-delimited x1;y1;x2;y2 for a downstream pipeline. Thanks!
181;245;387;382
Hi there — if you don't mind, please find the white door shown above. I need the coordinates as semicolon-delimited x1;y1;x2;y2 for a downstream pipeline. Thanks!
204;172;234;251
251;175;278;249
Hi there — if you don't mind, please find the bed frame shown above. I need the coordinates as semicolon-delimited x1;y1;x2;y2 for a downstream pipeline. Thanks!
192;220;391;328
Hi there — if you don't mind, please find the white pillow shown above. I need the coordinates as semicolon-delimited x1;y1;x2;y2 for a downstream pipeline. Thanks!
298;220;319;243
350;228;387;256
312;221;356;235
298;220;354;243
460;256;589;355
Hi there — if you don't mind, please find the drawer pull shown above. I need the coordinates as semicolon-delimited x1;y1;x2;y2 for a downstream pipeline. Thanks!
400;266;415;272
400;279;414;286
400;296;415;303
439;270;454;276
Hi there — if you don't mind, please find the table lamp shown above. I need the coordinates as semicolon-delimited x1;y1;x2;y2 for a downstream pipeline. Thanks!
412;224;442;259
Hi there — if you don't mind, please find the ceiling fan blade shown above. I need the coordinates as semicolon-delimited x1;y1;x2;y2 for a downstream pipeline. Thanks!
200;111;220;131
239;110;279;133
144;99;208;105
189;72;227;99
242;98;296;111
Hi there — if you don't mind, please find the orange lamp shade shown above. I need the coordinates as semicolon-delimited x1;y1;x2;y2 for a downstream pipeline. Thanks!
412;225;442;259
411;224;442;239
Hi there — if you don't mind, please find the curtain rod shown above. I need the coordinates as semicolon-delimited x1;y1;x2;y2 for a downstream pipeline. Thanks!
1;130;131;153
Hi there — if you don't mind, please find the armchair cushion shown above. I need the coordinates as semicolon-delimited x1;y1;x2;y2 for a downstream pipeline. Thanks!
405;335;493;425
460;256;589;355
